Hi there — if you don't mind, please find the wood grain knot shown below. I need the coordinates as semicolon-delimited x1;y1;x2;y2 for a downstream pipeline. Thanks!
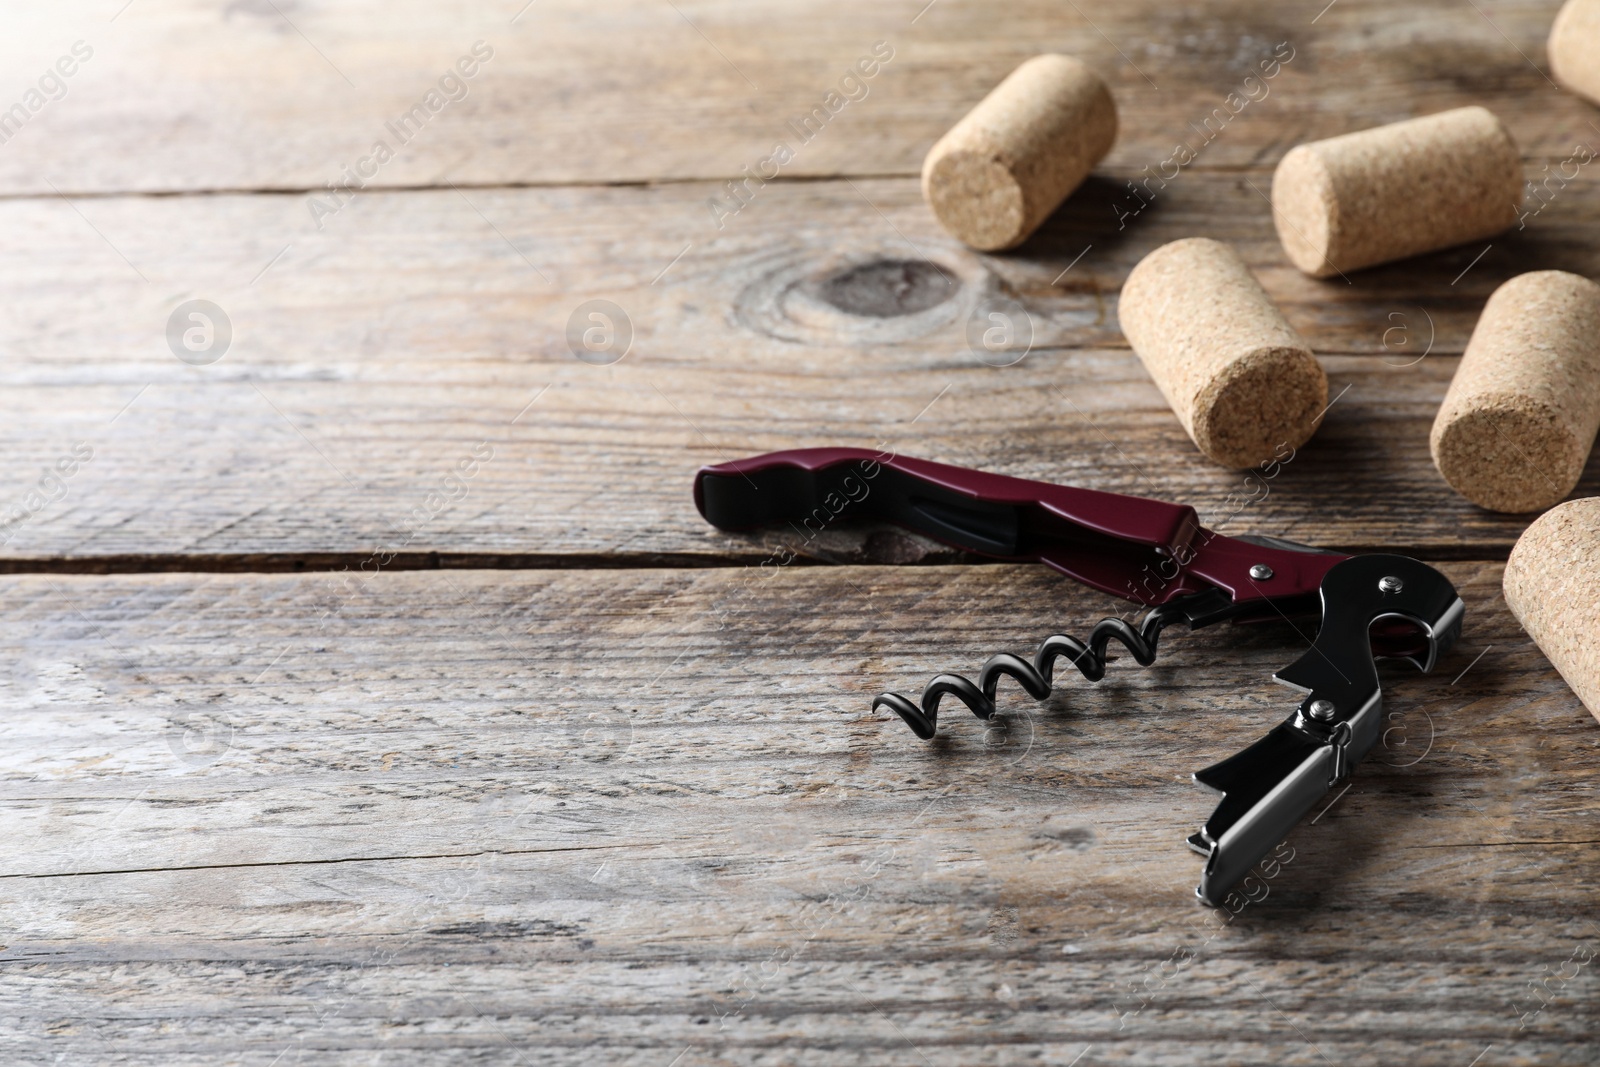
733;250;978;347
816;259;960;318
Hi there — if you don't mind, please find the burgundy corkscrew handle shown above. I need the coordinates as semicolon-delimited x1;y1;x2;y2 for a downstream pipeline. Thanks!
694;448;1345;607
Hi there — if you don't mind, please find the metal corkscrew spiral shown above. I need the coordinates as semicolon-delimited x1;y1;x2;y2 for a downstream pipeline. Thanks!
872;600;1196;740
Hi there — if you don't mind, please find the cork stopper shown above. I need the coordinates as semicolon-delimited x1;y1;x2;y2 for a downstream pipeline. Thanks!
921;55;1117;251
1504;496;1600;724
1270;107;1522;277
1430;270;1600;513
1119;238;1328;468
1551;0;1600;105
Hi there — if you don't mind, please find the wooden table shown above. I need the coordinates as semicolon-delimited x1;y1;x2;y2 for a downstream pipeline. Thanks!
2;1;1597;1063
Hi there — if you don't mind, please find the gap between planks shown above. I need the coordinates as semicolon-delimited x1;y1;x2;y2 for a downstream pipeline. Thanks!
0;543;1524;576
8;154;1587;203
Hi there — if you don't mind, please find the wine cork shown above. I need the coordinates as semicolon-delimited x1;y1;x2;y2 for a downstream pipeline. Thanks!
1551;0;1600;106
1119;238;1328;468
921;54;1117;252
1503;496;1600;723
1430;271;1600;513
1271;107;1522;277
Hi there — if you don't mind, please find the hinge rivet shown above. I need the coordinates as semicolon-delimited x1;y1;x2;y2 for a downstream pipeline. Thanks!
1308;699;1337;721
1378;575;1404;594
1249;563;1274;581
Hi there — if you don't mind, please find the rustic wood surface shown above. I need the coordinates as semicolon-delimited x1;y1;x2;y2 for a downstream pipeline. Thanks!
1;565;1597;1066
2;0;1599;1063
0;0;1592;194
4;174;1599;568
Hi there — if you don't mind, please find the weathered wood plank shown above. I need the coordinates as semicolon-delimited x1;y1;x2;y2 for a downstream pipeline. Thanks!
1;564;1596;1064
0;0;1589;195
2;176;1595;565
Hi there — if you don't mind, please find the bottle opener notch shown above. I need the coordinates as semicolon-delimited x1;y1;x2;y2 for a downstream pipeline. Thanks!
1188;554;1463;905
